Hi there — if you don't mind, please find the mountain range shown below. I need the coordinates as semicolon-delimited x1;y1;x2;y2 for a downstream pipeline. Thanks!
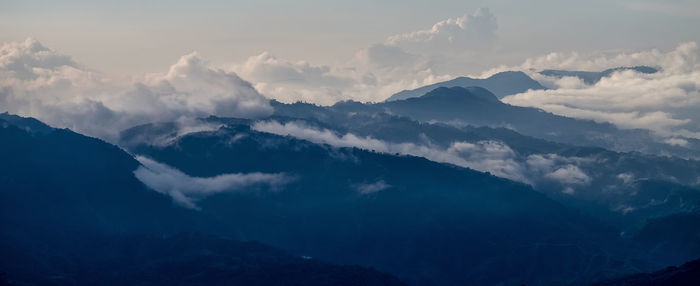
2;66;700;285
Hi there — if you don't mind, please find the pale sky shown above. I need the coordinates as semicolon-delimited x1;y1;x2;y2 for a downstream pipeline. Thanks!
2;0;699;75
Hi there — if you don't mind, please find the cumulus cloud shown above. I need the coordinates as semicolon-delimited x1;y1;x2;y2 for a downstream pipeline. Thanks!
665;137;690;147
0;38;271;141
134;156;293;209
227;8;499;104
545;165;591;185
499;42;700;138
230;48;451;105
354;180;391;195
385;8;498;55
526;154;594;188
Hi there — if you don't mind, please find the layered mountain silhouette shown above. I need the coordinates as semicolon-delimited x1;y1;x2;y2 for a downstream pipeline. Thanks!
268;113;700;231
0;115;405;286
325;86;700;158
119;117;667;285
385;71;545;101
3;63;699;285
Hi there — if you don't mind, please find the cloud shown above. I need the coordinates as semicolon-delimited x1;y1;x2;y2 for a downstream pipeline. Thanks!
354;180;391;195
500;42;700;138
385;8;498;54
526;154;594;187
133;156;293;209
545;165;591;185
227;8;498;104
230;48;451;105
665;137;690;147
251;120;527;182
0;39;272;141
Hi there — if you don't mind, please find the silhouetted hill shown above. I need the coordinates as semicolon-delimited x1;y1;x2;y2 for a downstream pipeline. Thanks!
274;97;700;230
593;257;700;286
386;71;545;101
121;119;661;285
540;66;658;85
0;115;406;286
3;233;405;286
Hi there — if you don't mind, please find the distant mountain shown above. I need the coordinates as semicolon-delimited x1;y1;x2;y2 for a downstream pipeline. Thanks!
540;66;658;85
0;115;405;286
332;86;700;159
121;118;662;286
593;257;700;286
267;107;700;235
385;71;545;101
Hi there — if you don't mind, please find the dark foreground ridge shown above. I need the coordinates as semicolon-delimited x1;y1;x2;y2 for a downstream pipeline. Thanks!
593;258;700;286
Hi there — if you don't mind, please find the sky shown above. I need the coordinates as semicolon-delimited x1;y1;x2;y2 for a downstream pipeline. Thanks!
2;0;698;75
1;0;699;141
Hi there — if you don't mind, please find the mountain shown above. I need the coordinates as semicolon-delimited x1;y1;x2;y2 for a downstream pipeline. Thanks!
540;66;658;85
272;97;700;231
339;86;700;159
120;118;663;286
0;115;405;286
385;71;545;101
2;233;405;286
593;257;700;286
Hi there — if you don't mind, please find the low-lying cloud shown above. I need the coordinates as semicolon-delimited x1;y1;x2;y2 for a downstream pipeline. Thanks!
354;180;391;195
253;120;529;183
251;120;599;192
133;156;293;209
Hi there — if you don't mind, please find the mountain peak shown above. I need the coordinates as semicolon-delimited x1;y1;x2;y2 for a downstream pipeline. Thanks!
421;86;501;103
0;112;54;135
385;70;544;101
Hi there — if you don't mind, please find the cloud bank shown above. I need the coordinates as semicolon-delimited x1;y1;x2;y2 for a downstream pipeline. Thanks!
0;38;271;141
229;8;498;105
134;156;292;209
498;42;700;138
251;120;525;181
251;120;599;194
354;180;391;195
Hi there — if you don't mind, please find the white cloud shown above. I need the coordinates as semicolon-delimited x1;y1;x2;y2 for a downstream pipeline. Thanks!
230;48;451;105
500;42;700;138
545;165;591;185
133;156;293;209
385;8;498;55
226;8;500;105
354;180;391;195
0;39;272;141
617;173;636;185
665;137;690;147
526;154;594;186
